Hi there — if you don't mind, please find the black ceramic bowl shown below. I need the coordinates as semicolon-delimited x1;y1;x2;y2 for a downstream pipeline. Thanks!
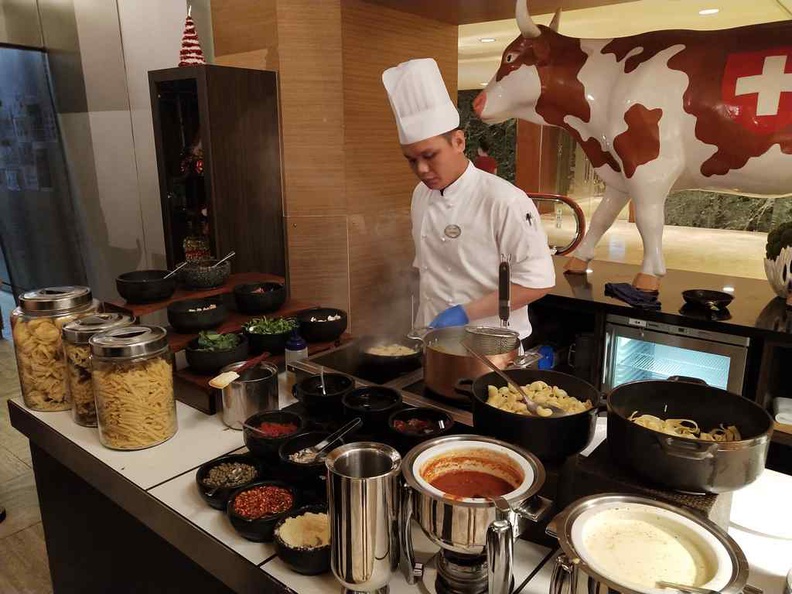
233;282;287;315
278;431;346;490
342;386;402;434
116;269;176;304
682;289;734;310
195;453;262;511
388;407;455;454
227;480;298;543
294;373;356;415
274;505;331;575
178;259;231;290
167;298;228;333
185;333;249;375
243;320;297;355
296;308;348;343
243;410;307;461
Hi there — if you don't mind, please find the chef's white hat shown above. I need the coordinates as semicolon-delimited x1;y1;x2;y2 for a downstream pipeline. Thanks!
382;58;459;145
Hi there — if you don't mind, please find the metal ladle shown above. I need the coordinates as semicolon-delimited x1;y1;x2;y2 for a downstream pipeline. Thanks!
462;342;566;418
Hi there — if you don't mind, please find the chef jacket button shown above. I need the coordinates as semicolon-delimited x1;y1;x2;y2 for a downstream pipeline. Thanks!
421;234;426;240
422;265;428;271
441;237;446;242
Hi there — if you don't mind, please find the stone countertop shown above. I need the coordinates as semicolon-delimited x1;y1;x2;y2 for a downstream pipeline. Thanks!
8;374;792;593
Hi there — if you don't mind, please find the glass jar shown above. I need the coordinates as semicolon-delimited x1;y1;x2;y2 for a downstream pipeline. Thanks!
90;325;177;450
11;286;98;412
62;313;135;427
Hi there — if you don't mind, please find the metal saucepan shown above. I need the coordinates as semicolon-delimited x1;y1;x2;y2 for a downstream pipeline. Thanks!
455;368;601;463
356;335;423;369
607;378;773;493
423;327;535;401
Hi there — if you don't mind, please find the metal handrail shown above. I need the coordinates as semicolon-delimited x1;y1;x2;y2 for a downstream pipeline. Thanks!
528;193;586;256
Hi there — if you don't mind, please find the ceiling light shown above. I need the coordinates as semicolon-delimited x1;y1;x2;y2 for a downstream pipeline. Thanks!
586;268;594;274
722;286;735;293
480;82;488;86
699;8;720;15
479;37;496;43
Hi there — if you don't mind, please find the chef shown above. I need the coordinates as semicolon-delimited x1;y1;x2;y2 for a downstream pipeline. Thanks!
382;58;555;339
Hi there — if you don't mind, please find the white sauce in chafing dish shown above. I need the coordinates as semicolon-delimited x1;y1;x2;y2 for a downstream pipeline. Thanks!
581;508;715;590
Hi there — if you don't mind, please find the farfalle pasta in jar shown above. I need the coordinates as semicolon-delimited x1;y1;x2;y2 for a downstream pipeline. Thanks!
11;287;98;411
62;313;135;427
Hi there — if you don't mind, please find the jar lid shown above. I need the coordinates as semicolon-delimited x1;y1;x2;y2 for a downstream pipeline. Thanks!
19;286;92;313
89;325;169;359
62;313;136;344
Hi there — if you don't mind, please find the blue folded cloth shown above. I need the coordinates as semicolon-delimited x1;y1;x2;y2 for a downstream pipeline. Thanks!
605;282;661;311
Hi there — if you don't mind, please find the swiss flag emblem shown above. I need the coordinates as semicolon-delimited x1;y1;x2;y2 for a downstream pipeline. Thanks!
722;48;792;134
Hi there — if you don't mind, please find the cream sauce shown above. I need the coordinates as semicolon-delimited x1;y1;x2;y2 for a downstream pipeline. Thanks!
582;510;714;591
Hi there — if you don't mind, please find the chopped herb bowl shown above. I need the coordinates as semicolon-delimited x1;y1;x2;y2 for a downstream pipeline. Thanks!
195;453;262;511
185;331;249;375
242;317;298;355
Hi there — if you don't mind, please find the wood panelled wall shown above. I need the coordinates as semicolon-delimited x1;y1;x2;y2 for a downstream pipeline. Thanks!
212;0;457;334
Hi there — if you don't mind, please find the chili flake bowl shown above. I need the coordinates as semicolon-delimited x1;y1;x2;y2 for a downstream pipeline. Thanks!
243;410;307;461
226;480;298;542
195;453;262;511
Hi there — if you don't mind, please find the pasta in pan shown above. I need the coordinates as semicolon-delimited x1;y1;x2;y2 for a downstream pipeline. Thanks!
93;356;177;450
628;412;741;442
486;381;592;417
12;315;79;411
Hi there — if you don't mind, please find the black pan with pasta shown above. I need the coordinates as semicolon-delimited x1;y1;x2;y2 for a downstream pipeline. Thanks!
607;377;773;494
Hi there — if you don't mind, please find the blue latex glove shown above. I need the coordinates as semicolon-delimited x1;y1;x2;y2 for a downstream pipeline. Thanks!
429;305;469;328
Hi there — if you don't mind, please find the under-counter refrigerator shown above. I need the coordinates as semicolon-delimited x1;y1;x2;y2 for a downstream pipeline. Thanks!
602;314;749;394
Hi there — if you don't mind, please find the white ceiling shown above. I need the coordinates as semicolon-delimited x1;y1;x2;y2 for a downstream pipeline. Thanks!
458;0;792;89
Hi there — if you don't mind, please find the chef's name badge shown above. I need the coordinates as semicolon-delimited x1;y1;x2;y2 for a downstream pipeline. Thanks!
444;224;462;239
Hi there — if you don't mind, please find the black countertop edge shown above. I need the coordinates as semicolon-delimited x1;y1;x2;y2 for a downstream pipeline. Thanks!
546;257;792;344
8;401;290;594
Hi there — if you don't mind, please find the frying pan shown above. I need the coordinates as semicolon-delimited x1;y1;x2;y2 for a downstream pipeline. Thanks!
357;335;423;369
682;289;734;310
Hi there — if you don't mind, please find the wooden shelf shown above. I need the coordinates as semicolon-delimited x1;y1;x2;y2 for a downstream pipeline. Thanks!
108;272;284;318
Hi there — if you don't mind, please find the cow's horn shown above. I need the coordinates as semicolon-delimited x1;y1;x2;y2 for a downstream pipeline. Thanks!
549;9;561;32
516;0;541;38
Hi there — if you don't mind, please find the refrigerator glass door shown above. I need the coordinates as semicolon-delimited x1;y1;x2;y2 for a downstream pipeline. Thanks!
604;324;747;393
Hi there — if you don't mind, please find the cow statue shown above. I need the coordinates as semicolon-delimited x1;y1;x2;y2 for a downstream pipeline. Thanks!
474;1;792;291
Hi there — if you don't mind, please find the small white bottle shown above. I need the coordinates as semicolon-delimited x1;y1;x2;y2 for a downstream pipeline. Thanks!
284;329;308;368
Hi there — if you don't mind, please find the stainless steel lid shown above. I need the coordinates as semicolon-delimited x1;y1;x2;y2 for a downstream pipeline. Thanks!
89;325;169;359
62;313;136;344
19;286;92;313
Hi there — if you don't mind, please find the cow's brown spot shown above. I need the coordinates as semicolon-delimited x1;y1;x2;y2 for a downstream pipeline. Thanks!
498;27;621;173
613;104;663;178
603;21;792;177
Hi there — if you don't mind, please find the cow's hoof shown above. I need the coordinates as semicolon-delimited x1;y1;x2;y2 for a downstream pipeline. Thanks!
564;257;589;274
633;273;660;293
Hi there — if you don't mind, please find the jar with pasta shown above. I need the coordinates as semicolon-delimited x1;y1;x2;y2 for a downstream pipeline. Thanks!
11;286;98;412
62;313;135;427
90;325;177;450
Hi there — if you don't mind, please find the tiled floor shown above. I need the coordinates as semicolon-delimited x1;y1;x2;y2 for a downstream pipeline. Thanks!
0;335;53;593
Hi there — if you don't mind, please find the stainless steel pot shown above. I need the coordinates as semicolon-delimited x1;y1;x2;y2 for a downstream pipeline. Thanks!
422;327;535;401
546;494;758;594
326;442;402;593
219;361;279;429
400;435;552;594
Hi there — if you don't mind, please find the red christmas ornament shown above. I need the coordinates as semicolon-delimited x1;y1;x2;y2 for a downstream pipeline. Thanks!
179;7;205;67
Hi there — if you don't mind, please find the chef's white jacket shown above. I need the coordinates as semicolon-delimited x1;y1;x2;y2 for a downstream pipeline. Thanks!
412;161;555;338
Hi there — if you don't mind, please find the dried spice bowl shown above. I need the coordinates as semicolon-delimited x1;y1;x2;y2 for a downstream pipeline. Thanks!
178;259;231;290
